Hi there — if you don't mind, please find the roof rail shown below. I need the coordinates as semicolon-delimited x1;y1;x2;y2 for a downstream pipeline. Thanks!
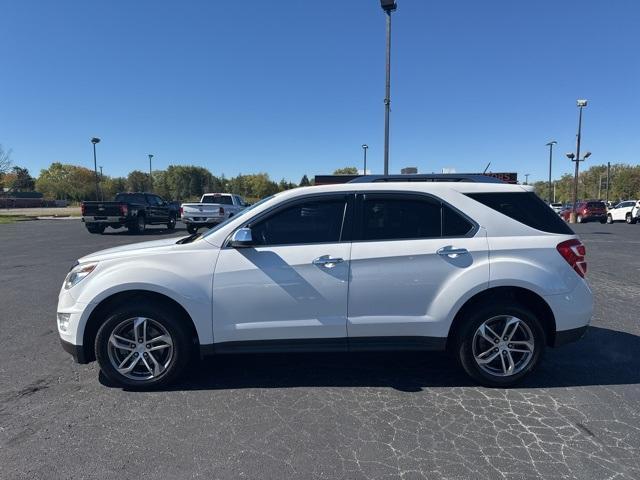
347;174;505;184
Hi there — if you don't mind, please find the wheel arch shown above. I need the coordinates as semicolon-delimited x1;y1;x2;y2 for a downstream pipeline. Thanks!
446;286;557;350
82;290;199;363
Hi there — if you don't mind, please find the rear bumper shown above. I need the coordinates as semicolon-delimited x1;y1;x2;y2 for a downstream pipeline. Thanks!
60;338;90;364
182;216;225;225
82;216;126;223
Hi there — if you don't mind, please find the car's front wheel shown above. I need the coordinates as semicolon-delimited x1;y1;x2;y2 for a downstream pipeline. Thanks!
187;225;198;235
95;301;191;389
626;213;636;224
167;215;177;230
607;214;613;224
455;302;545;387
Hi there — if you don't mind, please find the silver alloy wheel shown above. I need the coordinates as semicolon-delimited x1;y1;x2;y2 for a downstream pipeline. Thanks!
138;215;146;232
472;315;535;377
107;317;174;381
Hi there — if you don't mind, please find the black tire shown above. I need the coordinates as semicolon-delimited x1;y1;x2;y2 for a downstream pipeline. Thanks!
454;301;546;387
576;215;583;223
167;215;176;230
128;214;146;234
606;214;613;224
95;300;192;389
187;225;198;235
86;224;106;234
626;213;636;224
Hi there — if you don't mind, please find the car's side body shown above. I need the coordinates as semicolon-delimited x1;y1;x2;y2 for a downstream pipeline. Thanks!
58;182;592;371
608;200;639;223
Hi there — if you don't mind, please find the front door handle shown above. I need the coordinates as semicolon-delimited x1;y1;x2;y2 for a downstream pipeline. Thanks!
437;247;469;258
313;255;344;268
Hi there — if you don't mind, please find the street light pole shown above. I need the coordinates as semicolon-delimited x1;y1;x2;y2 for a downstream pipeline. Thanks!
91;137;101;200
99;166;104;200
546;141;557;203
361;144;369;174
570;100;587;223
524;173;530;185
148;154;154;192
381;0;397;175
606;161;611;204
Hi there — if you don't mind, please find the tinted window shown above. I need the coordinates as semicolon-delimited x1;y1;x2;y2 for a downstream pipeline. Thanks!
203;195;233;205
251;198;346;246
361;196;441;240
442;204;473;236
115;193;145;204
467;192;573;234
586;202;605;209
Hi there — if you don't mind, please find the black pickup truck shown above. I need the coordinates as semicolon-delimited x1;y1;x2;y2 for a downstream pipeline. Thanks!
81;192;179;234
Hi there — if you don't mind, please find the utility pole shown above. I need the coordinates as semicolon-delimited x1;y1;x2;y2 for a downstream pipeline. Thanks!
546;141;557;203
148;154;154;192
606;161;611;204
91;137;101;200
381;1;397;175
361;144;369;174
569;100;588;223
99;166;104;200
524;173;530;185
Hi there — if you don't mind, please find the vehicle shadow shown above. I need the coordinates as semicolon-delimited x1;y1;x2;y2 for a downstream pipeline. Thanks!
102;326;640;391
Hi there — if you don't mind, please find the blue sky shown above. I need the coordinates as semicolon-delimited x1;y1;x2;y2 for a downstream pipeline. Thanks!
1;0;639;183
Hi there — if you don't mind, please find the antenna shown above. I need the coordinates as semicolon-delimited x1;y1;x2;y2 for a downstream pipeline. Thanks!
483;162;491;174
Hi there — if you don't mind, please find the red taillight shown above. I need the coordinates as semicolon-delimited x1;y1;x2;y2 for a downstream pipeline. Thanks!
219;207;224;215
557;239;587;278
120;204;128;216
179;206;183;216
81;203;86;215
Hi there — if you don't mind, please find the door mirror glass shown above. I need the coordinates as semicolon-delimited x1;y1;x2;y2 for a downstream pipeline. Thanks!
230;227;253;247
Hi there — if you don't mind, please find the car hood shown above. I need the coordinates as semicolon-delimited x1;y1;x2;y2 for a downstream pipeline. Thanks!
79;236;187;263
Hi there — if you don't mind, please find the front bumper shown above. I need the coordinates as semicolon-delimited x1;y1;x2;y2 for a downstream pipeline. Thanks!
60;338;90;364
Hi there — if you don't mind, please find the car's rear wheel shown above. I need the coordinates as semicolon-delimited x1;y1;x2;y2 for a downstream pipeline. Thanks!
187;225;198;235
607;214;613;224
626;213;636;224
95;301;191;389
455;302;545;387
167;215;176;230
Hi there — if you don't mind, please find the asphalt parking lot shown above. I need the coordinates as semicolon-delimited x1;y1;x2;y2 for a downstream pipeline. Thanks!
1;219;639;480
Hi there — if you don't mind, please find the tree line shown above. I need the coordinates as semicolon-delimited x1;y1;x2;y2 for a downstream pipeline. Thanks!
531;163;640;204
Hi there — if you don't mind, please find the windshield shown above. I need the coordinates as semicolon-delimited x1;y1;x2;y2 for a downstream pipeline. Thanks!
200;195;277;239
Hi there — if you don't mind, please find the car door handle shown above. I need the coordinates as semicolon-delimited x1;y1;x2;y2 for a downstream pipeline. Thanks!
436;247;469;257
312;256;344;268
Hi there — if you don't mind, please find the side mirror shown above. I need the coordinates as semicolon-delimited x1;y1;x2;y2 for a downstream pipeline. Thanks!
230;227;253;248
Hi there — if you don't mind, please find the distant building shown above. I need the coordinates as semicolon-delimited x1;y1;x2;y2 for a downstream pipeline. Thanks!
315;171;518;185
401;167;418;174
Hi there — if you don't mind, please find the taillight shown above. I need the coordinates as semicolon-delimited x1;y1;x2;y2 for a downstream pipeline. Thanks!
81;204;86;215
219;207;225;215
179;207;183;216
120;204;128;216
557;239;587;278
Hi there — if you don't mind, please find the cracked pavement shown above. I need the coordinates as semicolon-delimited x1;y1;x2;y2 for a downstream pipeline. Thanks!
1;220;639;479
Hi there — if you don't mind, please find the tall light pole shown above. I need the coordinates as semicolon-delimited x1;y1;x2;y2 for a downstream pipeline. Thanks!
524;173;530;185
381;0;397;175
546;141;557;203
91;137;101;200
148;154;154;192
361;144;369;174
606;161;611;204
569;99;587;223
99;165;104;200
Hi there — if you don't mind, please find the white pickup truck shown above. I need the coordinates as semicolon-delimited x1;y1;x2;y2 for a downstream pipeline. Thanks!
180;193;247;234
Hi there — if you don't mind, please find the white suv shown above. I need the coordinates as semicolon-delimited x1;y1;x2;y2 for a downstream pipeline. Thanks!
606;200;640;224
57;182;592;389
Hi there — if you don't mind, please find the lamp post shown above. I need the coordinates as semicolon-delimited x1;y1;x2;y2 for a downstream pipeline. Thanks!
381;0;397;175
91;137;101;200
569;99;588;223
606;161;611;205
148;154;154;192
361;144;369;174
546;141;557;203
99;165;104;200
524;173;530;185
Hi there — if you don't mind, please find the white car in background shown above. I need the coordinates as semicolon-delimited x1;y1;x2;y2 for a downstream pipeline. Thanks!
57;182;592;389
549;202;563;214
606;200;640;224
181;193;247;234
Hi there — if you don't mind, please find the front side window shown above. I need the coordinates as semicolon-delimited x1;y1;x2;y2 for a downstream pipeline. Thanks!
250;197;347;246
360;195;441;241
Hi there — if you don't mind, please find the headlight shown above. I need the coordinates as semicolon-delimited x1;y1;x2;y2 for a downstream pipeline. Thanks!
64;262;98;290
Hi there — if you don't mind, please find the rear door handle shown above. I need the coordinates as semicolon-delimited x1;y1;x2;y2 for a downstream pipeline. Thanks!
313;255;344;268
437;247;469;257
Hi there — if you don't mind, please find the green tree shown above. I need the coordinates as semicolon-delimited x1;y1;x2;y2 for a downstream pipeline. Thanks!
7;166;35;191
36;163;96;201
126;170;149;192
299;174;310;186
333;167;358;175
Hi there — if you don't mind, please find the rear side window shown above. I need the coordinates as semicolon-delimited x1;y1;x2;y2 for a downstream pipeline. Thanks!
587;202;605;209
442;204;474;237
361;196;441;240
466;192;573;234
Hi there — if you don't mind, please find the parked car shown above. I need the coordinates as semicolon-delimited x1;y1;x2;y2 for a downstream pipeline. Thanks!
180;193;247;234
549;202;563;214
81;192;179;234
606;200;640;224
58;182;592;389
560;201;607;223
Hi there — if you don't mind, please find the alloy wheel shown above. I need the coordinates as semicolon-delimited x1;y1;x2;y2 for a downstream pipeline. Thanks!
472;315;535;377
107;317;174;381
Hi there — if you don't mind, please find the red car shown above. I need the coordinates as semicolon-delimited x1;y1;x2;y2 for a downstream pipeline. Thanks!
560;201;607;223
